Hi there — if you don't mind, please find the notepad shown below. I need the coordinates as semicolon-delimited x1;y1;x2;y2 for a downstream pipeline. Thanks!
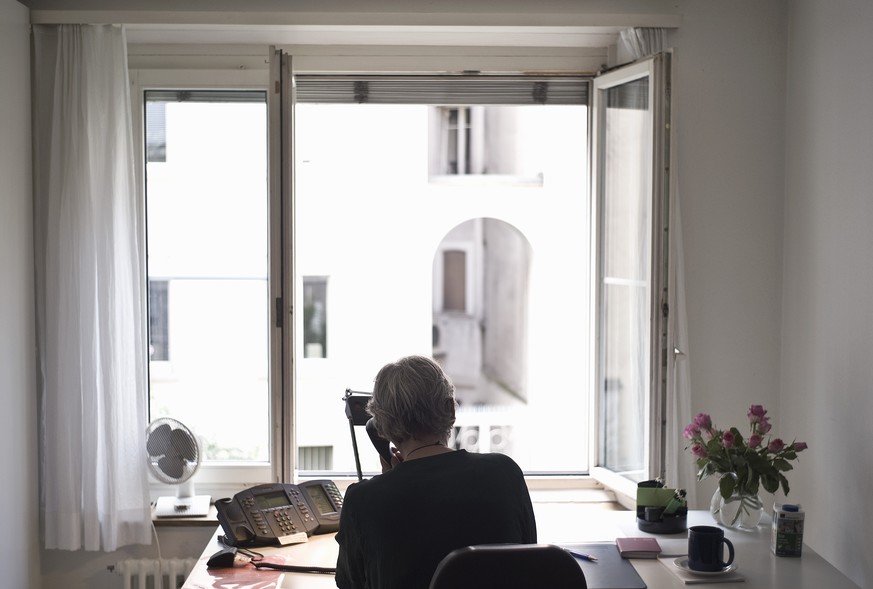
616;537;662;558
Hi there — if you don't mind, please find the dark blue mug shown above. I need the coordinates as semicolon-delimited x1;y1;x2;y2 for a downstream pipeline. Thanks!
688;525;735;572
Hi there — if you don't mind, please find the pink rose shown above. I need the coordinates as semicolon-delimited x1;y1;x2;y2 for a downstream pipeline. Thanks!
747;404;767;422
757;417;772;434
694;413;713;431
691;443;708;459
793;441;808;452
722;431;735;448
683;423;701;440
748;434;763;448
768;438;785;453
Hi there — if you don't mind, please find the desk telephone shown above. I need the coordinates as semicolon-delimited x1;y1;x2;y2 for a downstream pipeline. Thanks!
215;480;342;547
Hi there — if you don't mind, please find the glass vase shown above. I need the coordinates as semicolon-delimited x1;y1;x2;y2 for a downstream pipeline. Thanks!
711;487;764;530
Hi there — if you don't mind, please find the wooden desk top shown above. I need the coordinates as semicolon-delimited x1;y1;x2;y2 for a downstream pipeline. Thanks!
183;509;861;589
183;530;337;589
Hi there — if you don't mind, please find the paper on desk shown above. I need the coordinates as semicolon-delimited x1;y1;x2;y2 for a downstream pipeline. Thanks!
658;557;745;585
277;531;309;546
658;538;689;557
261;533;340;568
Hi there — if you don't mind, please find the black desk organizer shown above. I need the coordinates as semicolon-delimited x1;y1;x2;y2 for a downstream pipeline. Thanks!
636;505;688;534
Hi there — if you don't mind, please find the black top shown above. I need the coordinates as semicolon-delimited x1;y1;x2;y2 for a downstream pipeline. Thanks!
335;450;537;589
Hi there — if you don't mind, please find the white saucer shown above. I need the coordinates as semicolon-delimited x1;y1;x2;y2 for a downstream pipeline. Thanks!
673;557;738;576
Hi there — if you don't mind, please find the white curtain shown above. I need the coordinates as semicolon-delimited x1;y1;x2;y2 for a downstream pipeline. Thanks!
32;24;152;551
664;191;697;507
618;27;667;64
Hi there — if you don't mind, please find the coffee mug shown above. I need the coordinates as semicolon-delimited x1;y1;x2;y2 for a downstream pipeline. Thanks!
688;525;735;572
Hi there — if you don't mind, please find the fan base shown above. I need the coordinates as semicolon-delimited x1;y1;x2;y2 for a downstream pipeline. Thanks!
154;494;211;518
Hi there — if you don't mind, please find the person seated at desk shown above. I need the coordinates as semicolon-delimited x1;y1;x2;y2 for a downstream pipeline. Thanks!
335;355;537;589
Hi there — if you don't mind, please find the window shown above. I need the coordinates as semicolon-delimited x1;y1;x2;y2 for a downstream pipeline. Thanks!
148;280;169;362
303;277;328;358
145;101;166;163
144;90;271;474
436;107;472;175
591;54;672;492
291;74;591;475
441;250;467;312
138;56;671;488
429;105;545;183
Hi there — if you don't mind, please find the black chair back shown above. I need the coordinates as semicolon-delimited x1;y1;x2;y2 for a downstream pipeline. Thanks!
428;543;588;589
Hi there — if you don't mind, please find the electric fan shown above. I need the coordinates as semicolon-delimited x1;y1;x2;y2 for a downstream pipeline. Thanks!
146;417;211;517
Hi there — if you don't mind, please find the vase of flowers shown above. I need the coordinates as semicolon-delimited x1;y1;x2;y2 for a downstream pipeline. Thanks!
684;405;808;531
708;474;766;530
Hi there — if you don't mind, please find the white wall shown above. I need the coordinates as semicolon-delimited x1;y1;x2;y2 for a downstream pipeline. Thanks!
670;0;788;470
0;0;39;587
782;1;873;586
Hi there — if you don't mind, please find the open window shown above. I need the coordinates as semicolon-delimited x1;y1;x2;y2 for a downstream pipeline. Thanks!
138;47;672;493
276;58;592;478
589;53;672;501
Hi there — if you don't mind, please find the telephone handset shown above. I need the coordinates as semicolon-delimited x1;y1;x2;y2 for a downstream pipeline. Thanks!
215;480;342;547
366;418;393;466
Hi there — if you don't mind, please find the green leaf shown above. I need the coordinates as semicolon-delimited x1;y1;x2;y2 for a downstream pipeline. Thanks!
729;426;745;447
761;473;780;493
746;451;768;470
773;458;793;472
748;471;760;495
779;473;791;496
719;474;736;499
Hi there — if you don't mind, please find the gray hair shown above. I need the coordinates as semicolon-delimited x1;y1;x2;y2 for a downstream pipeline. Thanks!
368;355;456;444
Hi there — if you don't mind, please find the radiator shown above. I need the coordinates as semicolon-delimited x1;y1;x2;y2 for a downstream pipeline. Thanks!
112;558;197;589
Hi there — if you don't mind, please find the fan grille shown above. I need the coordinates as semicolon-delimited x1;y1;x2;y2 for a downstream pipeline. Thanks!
146;417;202;484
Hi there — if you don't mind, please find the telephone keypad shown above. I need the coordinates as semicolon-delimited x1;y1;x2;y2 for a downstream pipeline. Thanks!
326;485;344;508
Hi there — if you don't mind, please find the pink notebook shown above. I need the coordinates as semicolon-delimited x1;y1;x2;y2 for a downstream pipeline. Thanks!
615;537;662;559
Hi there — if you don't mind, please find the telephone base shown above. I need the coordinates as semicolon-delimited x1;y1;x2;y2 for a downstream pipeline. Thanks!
155;494;211;518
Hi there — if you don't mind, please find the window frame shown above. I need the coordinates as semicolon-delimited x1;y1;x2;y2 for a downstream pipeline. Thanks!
131;45;671;499
588;53;672;504
132;68;276;496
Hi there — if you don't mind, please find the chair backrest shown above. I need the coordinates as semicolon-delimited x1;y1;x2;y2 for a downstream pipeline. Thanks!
428;543;588;589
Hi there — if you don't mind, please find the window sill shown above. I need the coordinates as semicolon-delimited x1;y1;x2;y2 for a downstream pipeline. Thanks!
317;473;620;504
151;504;218;526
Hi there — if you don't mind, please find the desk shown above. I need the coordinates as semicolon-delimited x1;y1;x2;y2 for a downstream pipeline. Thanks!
182;510;860;589
183;530;338;589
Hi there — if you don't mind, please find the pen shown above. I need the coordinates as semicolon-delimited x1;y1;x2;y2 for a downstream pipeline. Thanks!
565;549;598;562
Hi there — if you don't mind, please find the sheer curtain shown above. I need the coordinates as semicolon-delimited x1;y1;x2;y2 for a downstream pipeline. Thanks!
665;191;697;506
32;24;151;551
618;27;667;64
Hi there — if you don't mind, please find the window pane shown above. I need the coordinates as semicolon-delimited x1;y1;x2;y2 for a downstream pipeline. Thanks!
295;101;589;474
303;277;328;359
148;280;169;361
145;92;269;464
442;251;467;312
601;282;647;471
597;76;652;479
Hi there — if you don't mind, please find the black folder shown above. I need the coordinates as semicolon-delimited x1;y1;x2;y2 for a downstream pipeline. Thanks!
560;543;647;589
